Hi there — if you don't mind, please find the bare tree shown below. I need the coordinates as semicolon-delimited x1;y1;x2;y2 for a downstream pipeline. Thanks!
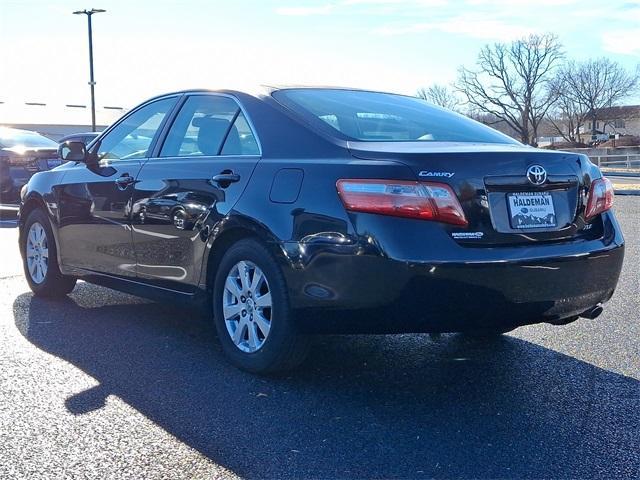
463;108;520;137
547;74;589;144
554;58;639;136
416;84;460;111
455;33;564;145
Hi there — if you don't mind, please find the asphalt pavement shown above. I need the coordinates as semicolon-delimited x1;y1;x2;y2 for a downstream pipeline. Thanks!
0;198;638;479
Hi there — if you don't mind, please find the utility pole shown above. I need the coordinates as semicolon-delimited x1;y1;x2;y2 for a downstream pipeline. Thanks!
73;9;106;132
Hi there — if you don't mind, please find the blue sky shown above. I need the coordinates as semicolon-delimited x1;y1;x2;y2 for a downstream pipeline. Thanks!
1;0;639;114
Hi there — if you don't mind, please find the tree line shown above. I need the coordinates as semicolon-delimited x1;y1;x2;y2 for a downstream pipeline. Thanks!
417;33;640;146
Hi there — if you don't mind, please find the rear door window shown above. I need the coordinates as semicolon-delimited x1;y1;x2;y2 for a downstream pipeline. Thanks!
160;95;260;157
221;111;260;155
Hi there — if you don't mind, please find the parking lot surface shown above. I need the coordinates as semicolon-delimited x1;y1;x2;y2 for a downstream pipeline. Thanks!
0;198;638;479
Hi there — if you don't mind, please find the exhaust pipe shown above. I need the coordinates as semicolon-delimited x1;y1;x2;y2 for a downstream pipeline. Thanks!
580;304;604;320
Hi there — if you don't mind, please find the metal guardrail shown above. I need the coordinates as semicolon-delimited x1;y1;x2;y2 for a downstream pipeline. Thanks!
591;154;640;170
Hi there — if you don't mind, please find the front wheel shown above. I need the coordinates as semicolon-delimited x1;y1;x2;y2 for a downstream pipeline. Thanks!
212;239;309;373
22;209;76;298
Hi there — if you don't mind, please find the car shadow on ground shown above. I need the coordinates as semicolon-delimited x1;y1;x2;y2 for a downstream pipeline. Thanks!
13;283;639;479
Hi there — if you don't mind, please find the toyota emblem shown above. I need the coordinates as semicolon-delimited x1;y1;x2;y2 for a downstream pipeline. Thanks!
526;165;547;185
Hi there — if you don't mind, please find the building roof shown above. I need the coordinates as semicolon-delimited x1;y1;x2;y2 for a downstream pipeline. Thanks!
536;121;563;137
594;105;640;120
0;101;127;127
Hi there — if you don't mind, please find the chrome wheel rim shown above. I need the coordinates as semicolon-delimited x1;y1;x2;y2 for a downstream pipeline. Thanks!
223;261;272;353
26;222;49;284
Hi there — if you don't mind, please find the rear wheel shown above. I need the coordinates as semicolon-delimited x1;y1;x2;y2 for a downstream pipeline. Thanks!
22;209;76;298
213;239;309;373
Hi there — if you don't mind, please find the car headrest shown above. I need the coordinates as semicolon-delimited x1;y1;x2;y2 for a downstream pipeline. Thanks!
196;117;229;155
195;116;241;155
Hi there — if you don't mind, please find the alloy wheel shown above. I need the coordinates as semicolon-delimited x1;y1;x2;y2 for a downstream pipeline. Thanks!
26;222;49;284
223;261;273;353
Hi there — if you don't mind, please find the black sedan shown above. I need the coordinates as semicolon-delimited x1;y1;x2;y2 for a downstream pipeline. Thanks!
18;88;624;373
0;127;61;215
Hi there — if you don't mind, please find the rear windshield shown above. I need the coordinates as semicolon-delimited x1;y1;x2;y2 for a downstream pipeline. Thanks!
0;129;58;149
273;89;518;144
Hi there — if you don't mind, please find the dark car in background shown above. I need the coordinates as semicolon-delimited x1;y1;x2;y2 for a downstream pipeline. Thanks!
58;131;100;146
0;127;61;215
18;88;624;373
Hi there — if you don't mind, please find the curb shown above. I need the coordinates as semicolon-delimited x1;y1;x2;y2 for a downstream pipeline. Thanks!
602;171;640;178
614;189;640;196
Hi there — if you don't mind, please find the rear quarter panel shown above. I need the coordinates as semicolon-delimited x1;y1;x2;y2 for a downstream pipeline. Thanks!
227;154;419;308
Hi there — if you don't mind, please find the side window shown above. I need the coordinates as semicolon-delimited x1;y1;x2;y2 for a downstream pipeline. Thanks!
221;111;260;156
160;95;260;157
160;96;239;157
94;98;176;161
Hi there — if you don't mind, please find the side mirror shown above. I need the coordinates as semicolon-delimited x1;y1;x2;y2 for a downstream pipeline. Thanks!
58;141;88;163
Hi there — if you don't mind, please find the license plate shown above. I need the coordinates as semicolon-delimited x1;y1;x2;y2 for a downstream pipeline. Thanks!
508;192;556;229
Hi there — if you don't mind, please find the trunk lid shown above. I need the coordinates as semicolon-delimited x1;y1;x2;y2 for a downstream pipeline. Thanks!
1;147;61;201
1;146;61;173
347;141;602;246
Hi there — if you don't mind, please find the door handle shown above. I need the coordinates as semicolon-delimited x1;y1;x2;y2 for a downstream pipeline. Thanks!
211;171;240;187
115;173;135;190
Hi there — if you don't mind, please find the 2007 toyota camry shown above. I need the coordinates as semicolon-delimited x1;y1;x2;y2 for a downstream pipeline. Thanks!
18;87;624;372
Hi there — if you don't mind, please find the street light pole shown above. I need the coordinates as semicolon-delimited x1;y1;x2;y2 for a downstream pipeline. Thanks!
73;8;106;132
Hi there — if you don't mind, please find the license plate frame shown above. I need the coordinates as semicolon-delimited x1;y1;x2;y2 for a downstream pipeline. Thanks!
507;192;557;229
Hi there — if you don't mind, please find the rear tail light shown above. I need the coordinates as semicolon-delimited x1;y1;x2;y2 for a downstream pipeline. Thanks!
336;179;468;226
585;177;614;220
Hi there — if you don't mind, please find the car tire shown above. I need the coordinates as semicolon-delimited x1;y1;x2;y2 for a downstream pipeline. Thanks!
21;209;77;298
213;238;310;374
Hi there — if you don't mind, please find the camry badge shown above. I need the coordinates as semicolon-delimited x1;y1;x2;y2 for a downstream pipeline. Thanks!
526;165;547;185
419;171;455;178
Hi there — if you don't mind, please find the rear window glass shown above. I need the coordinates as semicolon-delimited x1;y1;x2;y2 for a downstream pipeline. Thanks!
273;89;518;144
0;129;57;149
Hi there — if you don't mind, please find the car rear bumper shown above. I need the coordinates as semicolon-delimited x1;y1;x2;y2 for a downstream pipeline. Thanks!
0;203;20;212
0;199;20;218
280;213;625;333
1;182;25;209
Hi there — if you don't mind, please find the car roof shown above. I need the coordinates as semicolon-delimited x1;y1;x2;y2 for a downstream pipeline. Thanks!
148;85;412;102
